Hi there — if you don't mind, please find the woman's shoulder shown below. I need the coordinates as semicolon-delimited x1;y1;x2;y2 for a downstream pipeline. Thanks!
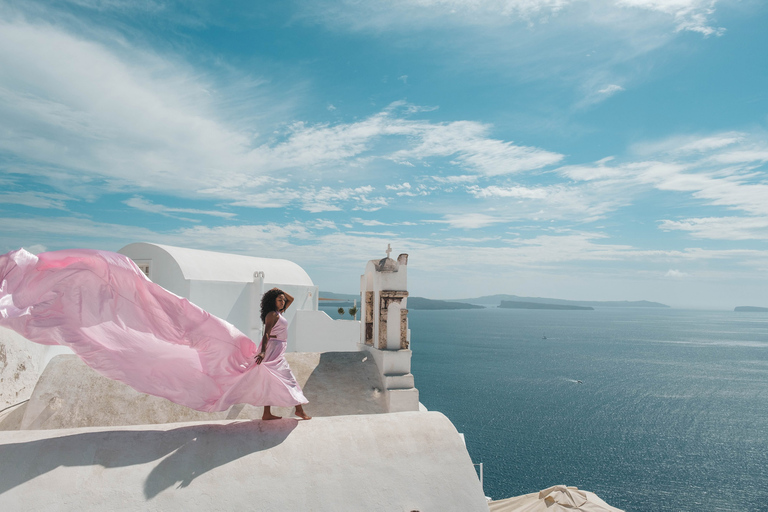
266;310;280;321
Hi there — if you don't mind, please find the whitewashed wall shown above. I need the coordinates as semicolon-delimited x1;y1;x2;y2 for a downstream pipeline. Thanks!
289;311;361;352
118;244;322;350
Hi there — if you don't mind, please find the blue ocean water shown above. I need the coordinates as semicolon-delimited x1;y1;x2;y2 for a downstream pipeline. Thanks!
408;308;768;512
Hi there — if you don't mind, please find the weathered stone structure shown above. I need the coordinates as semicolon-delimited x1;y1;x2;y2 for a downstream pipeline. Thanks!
359;245;418;413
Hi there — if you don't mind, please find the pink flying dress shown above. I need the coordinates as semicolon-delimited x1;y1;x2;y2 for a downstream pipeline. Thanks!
0;248;308;412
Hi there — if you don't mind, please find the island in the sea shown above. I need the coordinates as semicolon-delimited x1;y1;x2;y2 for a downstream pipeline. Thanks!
454;294;669;309
499;300;594;311
734;306;768;312
407;297;484;310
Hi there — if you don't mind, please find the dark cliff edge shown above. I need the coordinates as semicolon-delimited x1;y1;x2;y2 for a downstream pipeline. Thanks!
734;306;768;312
408;297;485;310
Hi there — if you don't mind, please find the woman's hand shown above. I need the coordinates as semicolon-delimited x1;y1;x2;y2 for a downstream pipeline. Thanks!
255;351;266;365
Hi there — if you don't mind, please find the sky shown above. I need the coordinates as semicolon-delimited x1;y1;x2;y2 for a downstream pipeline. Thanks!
1;0;767;309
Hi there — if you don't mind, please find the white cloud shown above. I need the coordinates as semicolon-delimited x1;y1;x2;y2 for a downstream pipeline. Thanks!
310;219;338;230
431;175;478;184
462;180;630;223
665;269;690;278
124;196;236;220
305;0;724;35
467;184;548;199
0;191;71;210
0;216;160;253
676;134;743;153
389;119;563;175
638;166;768;217
615;0;724;36
597;84;625;95
659;216;768;240
0;17;267;195
386;182;430;196
221;105;562;183
299;0;728;111
633;132;745;156
3;17;571;207
302;186;388;212
437;213;505;229
555;133;768;237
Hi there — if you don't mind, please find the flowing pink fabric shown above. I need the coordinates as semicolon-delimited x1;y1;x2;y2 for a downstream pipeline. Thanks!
0;248;307;412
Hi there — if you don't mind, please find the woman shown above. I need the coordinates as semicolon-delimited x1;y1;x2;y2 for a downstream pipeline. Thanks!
253;287;311;420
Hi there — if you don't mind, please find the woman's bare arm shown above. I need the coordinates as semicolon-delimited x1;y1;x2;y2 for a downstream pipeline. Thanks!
281;291;294;312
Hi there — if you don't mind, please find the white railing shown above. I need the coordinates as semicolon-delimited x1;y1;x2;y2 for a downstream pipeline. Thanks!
473;462;484;491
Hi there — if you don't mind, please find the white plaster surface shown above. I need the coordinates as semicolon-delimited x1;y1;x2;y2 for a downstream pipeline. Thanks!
290;310;360;352
119;243;313;286
387;388;420;413
117;243;320;345
1;353;387;431
365;346;413;375
0;412;488;512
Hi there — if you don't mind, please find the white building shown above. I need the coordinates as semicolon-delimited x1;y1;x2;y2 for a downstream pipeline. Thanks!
118;243;359;353
0;244;489;511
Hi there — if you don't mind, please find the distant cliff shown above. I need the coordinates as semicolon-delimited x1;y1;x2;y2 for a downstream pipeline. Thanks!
499;300;594;311
734;306;768;312
456;294;669;308
407;297;484;310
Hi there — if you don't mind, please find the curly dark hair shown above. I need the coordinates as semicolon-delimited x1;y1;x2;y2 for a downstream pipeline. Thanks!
260;288;285;323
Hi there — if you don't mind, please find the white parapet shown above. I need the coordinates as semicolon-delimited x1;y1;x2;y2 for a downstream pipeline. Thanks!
289;310;360;352
363;344;412;375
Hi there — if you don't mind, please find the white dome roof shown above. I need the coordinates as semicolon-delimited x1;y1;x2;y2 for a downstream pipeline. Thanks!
119;243;314;286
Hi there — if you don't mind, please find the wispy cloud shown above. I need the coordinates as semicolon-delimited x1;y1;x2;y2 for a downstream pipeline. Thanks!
0;191;72;210
557;132;768;239
124;196;236;220
615;0;725;36
227;185;388;213
0;15;300;199
387;118;563;175
437;213;505;229
0;14;563;206
303;0;725;35
597;84;625;96
659;216;768;240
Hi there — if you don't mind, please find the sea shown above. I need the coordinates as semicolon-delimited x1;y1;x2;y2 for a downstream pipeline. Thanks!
407;307;768;512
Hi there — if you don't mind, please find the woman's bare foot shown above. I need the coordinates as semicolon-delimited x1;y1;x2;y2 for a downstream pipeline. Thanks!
262;406;282;420
295;405;312;420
